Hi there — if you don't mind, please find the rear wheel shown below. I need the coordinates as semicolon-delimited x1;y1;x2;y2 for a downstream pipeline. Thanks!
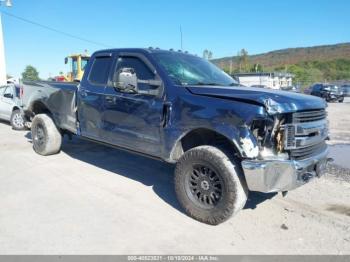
10;109;25;130
175;145;248;225
31;114;62;156
339;97;344;103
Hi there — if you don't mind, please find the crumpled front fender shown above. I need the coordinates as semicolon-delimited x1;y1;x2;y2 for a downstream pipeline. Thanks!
214;124;259;159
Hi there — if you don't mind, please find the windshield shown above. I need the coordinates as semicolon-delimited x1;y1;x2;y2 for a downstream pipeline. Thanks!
81;58;89;71
153;52;238;86
325;85;338;91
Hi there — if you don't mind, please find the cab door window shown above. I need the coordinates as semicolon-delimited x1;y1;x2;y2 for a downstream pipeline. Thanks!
114;56;155;91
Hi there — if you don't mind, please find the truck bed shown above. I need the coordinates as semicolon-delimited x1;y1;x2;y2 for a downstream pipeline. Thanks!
22;81;78;134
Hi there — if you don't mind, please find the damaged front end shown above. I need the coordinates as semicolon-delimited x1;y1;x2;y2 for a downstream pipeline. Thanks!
241;99;332;193
249;114;288;161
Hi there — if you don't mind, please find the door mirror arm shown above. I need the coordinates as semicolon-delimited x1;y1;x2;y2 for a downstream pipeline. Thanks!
137;89;159;96
113;83;159;96
114;67;162;95
113;82;138;94
138;79;162;87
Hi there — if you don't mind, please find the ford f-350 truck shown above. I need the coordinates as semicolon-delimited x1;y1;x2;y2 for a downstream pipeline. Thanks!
22;48;331;225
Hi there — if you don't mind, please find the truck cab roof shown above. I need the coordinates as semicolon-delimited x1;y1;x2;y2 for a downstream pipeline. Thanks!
93;48;197;57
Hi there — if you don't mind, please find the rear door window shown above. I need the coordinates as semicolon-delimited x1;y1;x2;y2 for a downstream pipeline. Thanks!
88;56;113;85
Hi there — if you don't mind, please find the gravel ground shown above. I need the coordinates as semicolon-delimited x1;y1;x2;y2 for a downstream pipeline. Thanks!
326;97;350;182
327;97;350;145
0;99;349;254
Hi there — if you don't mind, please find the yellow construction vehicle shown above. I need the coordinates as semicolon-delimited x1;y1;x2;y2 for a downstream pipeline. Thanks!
61;53;90;82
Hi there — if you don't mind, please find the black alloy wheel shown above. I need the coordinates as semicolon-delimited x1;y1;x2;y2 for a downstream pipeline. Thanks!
185;164;223;209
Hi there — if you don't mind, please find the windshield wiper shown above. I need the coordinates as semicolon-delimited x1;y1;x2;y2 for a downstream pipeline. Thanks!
192;82;223;86
192;82;240;87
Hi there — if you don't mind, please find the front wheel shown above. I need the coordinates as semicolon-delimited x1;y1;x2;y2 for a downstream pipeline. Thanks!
174;145;248;225
10;109;25;130
31;114;62;156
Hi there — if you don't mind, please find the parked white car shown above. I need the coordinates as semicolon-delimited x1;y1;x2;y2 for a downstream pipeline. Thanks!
0;84;25;130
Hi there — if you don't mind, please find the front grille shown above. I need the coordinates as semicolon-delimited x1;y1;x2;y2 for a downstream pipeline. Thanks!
290;142;327;160
284;109;328;160
292;109;326;123
285;125;295;148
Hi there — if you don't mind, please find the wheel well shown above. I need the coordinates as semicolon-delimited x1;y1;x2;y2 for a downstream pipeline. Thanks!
171;128;240;161
12;106;20;112
31;101;51;115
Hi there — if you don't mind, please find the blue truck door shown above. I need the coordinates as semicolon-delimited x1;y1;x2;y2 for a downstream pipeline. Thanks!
101;54;164;156
77;54;113;139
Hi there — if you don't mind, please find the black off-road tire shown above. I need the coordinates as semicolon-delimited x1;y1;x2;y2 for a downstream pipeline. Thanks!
31;114;62;156
174;145;248;225
10;109;25;131
339;97;344;103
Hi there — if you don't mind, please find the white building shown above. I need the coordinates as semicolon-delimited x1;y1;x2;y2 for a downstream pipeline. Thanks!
233;72;293;89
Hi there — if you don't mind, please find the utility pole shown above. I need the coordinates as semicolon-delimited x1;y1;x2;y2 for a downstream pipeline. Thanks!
0;0;12;85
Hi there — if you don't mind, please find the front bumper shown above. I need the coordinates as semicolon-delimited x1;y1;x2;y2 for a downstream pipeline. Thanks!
328;94;344;100
241;147;331;193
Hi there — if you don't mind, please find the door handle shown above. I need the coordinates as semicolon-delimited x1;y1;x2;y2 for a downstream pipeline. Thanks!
105;96;114;103
80;90;88;98
161;102;172;127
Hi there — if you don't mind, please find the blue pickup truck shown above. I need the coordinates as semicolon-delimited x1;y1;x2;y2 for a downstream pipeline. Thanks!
22;48;331;225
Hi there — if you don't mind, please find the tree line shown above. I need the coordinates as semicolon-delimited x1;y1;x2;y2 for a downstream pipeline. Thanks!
208;48;350;87
204;48;263;74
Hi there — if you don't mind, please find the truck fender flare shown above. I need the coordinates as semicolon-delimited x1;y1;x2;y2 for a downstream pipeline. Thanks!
168;125;259;162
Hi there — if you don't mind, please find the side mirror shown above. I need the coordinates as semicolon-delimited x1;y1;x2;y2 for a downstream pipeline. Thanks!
114;68;138;93
64;57;68;64
4;93;13;99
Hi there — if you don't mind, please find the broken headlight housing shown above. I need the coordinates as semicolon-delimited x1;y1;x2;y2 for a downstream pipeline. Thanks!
250;115;289;160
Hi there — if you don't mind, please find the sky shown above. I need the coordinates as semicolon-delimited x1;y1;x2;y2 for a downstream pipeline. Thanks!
2;0;350;79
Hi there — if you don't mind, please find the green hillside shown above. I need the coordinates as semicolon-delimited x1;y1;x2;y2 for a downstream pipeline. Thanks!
212;43;350;86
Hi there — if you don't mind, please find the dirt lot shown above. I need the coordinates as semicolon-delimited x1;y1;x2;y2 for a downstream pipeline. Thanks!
0;99;349;254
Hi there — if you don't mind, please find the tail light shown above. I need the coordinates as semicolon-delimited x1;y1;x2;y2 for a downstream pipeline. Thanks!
20;86;24;98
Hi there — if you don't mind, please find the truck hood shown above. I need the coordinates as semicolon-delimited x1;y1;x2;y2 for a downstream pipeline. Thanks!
186;86;326;114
